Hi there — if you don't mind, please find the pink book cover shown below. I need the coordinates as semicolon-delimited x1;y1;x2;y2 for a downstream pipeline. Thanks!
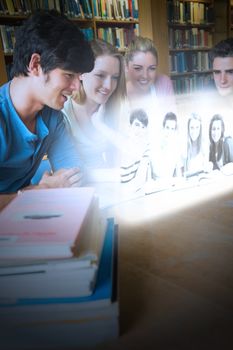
0;188;95;259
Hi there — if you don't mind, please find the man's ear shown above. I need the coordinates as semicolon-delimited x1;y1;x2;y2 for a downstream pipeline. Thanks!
28;53;42;76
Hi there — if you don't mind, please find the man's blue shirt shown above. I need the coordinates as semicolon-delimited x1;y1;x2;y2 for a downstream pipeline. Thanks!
0;81;81;193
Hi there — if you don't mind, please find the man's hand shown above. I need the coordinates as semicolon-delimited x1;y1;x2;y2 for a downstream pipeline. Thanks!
38;168;83;188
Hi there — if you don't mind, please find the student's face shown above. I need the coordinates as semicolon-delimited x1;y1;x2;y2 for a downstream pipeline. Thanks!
163;120;177;139
189;119;201;142
81;55;120;106
131;118;147;137
42;68;81;110
126;51;157;92
213;57;233;97
211;120;222;143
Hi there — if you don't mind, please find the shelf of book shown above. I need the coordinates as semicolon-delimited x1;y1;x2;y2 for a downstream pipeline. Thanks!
170;50;211;71
0;0;140;83
166;0;215;94
171;70;212;94
169;47;212;52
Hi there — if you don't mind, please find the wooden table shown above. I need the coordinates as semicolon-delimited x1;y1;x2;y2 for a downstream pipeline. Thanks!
96;178;233;350
0;194;15;211
1;178;233;350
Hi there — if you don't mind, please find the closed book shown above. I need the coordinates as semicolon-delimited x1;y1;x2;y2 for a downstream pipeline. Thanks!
0;265;97;299
0;218;117;308
0;187;102;260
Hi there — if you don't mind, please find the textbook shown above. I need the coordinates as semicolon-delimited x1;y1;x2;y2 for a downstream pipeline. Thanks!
0;219;113;299
0;218;116;307
0;265;97;298
0;187;105;298
0;187;103;260
0;218;119;349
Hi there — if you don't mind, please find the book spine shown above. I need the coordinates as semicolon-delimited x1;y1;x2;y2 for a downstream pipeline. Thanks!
128;0;133;19
93;0;100;18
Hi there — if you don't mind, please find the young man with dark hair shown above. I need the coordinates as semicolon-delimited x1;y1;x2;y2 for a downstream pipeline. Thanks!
209;38;233;97
0;10;94;193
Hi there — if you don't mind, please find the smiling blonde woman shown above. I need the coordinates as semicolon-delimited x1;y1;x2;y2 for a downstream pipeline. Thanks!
125;36;175;105
62;39;126;173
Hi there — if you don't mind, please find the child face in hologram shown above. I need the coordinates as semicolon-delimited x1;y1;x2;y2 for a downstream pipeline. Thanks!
189;119;201;142
131;118;147;138
211;120;222;143
163;120;177;140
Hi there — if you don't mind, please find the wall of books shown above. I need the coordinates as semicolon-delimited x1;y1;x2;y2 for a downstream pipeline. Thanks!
0;0;139;83
167;0;215;94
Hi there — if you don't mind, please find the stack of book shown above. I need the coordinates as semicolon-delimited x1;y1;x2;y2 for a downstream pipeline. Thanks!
0;188;118;349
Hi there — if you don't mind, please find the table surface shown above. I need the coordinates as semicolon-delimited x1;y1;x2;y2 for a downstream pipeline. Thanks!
97;178;233;350
1;179;233;350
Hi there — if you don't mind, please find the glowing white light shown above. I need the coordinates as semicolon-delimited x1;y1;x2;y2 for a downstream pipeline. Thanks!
101;176;233;226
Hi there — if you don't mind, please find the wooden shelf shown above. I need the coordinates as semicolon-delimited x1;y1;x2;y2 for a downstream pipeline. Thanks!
168;22;214;27
0;14;28;20
171;70;212;77
169;47;211;52
0;15;138;24
0;38;7;85
181;0;213;3
95;19;139;24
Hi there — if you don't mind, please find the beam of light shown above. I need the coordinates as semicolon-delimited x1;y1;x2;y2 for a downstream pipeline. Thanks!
99;175;233;226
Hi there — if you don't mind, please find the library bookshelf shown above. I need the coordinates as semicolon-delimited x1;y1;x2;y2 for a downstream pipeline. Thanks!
0;0;140;84
134;0;217;95
167;0;215;94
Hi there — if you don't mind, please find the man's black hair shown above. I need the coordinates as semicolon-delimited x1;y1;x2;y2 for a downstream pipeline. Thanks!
209;38;233;62
11;10;94;77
